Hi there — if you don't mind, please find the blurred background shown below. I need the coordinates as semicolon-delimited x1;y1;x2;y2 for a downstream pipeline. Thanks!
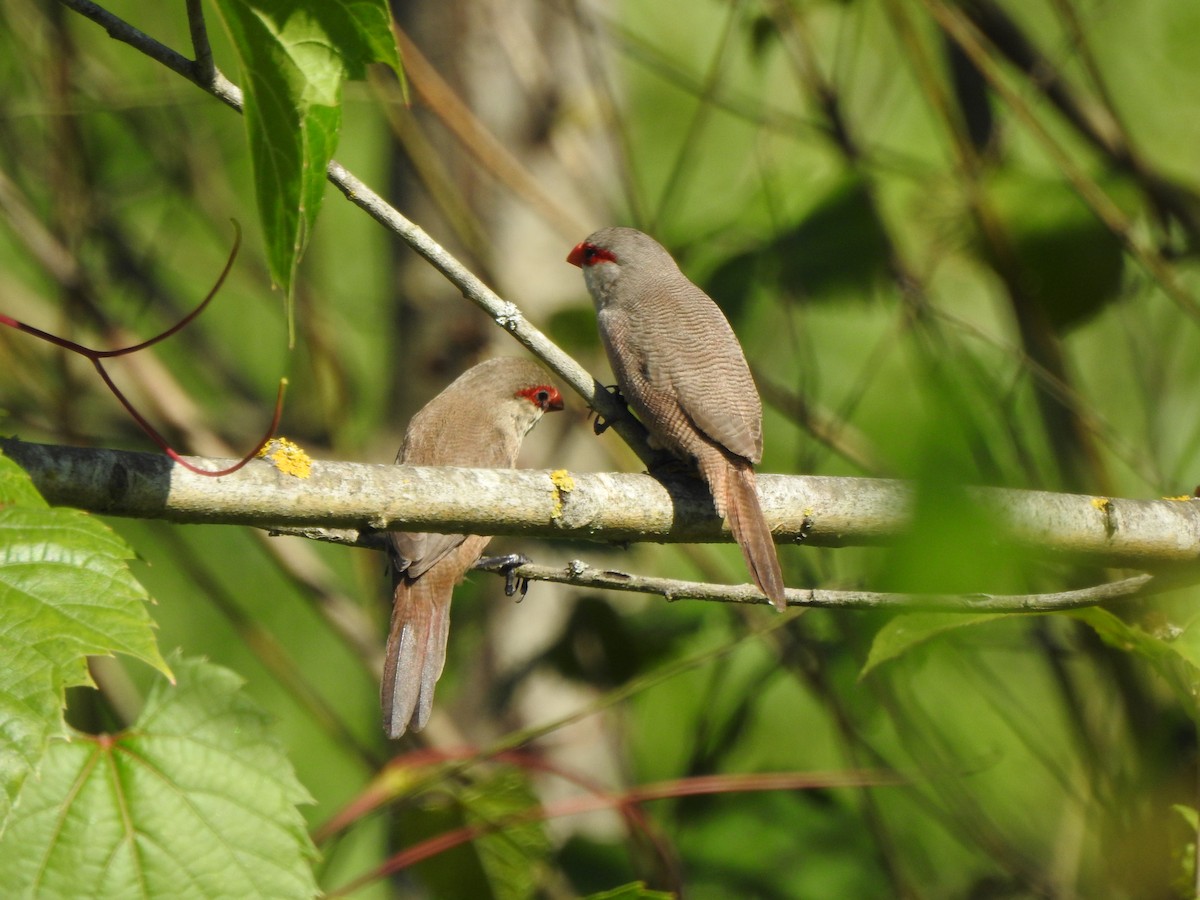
3;0;1200;895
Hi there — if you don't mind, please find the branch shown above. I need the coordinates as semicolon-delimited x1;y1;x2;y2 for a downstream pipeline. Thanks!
5;439;1200;569
321;161;649;457
473;559;1192;611
59;0;243;109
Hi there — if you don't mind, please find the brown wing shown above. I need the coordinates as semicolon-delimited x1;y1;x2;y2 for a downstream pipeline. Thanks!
660;281;762;463
600;283;762;465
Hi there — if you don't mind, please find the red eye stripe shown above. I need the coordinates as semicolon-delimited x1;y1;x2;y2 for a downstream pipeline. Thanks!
566;242;616;267
516;384;565;411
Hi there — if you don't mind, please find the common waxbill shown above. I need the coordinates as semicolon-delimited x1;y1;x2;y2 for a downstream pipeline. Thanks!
383;357;564;737
567;226;786;610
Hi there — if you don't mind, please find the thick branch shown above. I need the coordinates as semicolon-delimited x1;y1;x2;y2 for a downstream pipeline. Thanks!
5;439;1200;568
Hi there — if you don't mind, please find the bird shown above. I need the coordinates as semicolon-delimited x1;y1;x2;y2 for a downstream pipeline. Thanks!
382;357;564;738
567;226;786;610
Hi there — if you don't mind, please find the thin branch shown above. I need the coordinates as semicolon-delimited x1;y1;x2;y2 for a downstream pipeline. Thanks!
59;0;243;109
333;766;902;894
473;559;1191;611
184;0;214;85
323;159;652;462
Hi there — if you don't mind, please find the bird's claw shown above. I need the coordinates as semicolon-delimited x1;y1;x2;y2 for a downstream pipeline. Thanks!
477;552;532;598
591;384;625;435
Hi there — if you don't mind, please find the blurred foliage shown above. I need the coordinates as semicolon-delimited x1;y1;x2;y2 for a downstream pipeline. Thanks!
2;0;1200;897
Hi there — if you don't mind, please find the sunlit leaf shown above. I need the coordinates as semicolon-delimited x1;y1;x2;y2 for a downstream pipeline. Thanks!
0;654;317;898
1070;607;1200;711
209;0;401;335
861;612;1005;678
0;453;169;833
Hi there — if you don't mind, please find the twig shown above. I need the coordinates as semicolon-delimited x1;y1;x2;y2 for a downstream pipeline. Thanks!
322;160;651;462
0;229;285;476
59;0;243;109
473;558;1187;611
184;0;214;85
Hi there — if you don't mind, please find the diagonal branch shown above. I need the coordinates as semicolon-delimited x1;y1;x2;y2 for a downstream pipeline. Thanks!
59;0;243;108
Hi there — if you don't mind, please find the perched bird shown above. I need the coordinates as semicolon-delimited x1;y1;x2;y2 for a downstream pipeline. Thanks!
383;357;563;738
568;226;786;610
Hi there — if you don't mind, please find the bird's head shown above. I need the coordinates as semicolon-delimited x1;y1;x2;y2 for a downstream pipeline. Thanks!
568;227;680;305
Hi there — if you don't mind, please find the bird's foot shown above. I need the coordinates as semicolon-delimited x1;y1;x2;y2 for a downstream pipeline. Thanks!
476;552;532;598
797;514;814;545
591;383;626;435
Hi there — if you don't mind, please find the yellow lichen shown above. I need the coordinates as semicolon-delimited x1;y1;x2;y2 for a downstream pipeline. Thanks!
1091;497;1112;511
549;469;575;519
258;437;313;478
1163;495;1195;502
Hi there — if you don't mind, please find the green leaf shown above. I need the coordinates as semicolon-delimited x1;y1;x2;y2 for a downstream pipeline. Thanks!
0;453;170;833
1069;607;1200;712
584;883;676;900
399;766;552;900
861;612;1006;678
0;454;48;508
0;654;318;898
209;0;401;337
1173;804;1199;832
0;507;170;677
0;644;63;837
461;769;553;900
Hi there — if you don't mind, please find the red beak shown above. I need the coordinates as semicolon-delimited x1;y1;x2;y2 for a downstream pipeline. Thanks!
566;243;586;267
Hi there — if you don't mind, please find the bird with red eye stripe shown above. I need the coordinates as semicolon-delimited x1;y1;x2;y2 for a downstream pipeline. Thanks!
568;227;786;610
382;357;564;738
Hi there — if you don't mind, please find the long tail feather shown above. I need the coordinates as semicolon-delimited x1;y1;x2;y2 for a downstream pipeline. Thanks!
381;574;452;738
726;463;787;611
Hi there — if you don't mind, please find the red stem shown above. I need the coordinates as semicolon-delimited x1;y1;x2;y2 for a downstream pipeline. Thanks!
1;224;284;477
323;754;901;896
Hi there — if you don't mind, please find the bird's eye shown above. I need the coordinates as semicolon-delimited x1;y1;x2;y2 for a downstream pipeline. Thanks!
536;389;550;403
583;246;597;261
